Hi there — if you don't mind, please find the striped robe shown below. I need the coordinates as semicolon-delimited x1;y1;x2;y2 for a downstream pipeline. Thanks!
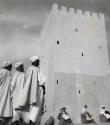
16;66;46;123
11;71;25;122
0;68;12;118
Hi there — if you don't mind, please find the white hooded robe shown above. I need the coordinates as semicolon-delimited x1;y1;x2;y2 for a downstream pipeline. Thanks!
0;68;12;118
16;65;46;123
11;71;25;122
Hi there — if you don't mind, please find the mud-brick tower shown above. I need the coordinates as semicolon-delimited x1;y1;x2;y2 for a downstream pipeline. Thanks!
41;3;110;124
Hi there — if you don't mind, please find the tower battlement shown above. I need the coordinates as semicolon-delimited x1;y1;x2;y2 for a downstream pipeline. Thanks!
52;3;104;19
47;2;109;76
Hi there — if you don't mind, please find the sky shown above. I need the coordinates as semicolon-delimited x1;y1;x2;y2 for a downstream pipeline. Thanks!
0;0;110;64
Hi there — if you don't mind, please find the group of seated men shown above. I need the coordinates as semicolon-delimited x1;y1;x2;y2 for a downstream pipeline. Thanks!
81;105;110;123
45;105;110;125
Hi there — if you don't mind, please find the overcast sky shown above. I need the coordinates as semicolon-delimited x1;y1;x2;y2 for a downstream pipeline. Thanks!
0;0;110;63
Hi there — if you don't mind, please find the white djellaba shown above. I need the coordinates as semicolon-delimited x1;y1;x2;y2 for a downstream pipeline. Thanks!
15;56;46;124
11;62;25;122
0;61;12;119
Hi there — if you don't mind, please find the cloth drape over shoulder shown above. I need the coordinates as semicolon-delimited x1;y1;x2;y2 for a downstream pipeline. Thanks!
0;69;12;118
11;71;25;122
16;66;40;109
15;65;46;123
11;71;25;97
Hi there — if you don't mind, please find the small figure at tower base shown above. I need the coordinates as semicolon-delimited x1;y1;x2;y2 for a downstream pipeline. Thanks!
81;105;96;124
57;107;74;125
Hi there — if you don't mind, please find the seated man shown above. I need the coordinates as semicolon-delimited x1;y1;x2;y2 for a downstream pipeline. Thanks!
81;105;95;124
57;107;74;125
100;105;110;122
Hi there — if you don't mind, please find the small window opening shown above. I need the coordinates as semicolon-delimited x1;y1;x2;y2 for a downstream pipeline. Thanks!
82;52;84;56
78;90;80;94
57;80;58;85
75;28;78;32
57;41;59;44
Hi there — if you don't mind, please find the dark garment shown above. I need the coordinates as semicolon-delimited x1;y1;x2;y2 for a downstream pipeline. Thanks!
58;118;73;125
81;113;95;124
44;117;55;125
57;108;73;125
41;85;45;95
105;110;110;115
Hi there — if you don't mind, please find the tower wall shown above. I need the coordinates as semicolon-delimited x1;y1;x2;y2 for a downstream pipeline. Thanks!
52;4;109;76
41;3;110;124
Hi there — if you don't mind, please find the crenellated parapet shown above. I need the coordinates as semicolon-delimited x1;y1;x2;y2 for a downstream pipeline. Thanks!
52;3;104;19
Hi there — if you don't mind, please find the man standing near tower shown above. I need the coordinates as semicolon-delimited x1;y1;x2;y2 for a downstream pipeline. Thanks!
0;61;13;125
16;56;46;125
11;62;25;125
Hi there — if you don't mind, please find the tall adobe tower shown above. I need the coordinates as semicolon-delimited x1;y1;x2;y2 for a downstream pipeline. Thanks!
41;3;110;124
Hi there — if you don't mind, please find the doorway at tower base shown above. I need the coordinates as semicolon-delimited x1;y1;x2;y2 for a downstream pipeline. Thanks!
49;72;108;124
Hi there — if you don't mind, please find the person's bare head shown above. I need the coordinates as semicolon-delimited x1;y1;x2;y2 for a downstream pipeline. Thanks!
101;106;105;109
62;107;66;111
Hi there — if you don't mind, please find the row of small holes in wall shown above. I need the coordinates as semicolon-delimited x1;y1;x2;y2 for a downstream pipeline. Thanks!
57;80;81;94
56;41;102;55
56;80;97;94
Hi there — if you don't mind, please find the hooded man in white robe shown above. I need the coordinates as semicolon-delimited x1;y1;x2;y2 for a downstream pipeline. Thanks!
15;56;46;125
0;61;13;124
11;62;25;125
